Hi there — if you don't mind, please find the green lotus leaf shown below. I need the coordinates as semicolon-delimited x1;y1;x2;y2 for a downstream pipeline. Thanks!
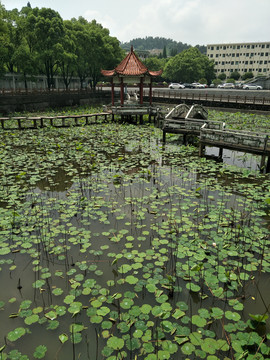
162;340;178;354
24;314;39;325
68;302;82;314
107;336;124;350
0;247;10;255
52;288;63;296
71;332;82;344
45;311;57;320
125;275;138;284
201;338;217;354
141;304;152;314
7;327;26;342
133;329;143;338
186;283;200;292
90;315;103;324
101;321;112;330
43;314;57;327
125;337;141;350
192;315;207;328
210;307;224;319
181;342;195;355
33;345;47;359
59;333;68;344
120;298;134;310
70;323;85;333
225;311;241;321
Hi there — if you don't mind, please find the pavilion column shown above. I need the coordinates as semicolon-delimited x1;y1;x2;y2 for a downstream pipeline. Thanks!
120;78;124;105
149;78;153;105
111;80;115;106
140;77;143;105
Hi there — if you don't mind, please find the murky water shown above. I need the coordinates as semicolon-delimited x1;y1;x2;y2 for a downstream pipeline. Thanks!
0;123;269;359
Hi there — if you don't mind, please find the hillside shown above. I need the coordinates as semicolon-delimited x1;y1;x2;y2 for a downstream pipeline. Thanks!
121;36;206;55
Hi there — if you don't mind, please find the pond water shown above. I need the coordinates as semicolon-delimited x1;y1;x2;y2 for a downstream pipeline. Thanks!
0;121;269;360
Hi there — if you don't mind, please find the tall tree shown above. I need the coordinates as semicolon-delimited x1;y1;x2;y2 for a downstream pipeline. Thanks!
0;3;8;76
163;47;215;83
24;7;64;90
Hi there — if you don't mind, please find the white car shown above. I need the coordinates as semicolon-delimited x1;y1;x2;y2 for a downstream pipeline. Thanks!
242;84;263;90
192;82;207;88
218;83;235;89
168;83;185;89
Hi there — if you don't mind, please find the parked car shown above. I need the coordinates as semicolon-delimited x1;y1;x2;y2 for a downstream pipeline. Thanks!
242;84;263;90
217;83;235;89
182;83;195;88
192;82;207;88
168;83;185;89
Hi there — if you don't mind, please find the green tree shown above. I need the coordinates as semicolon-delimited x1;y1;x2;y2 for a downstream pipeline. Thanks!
0;3;8;75
170;47;178;57
218;73;226;81
24;7;65;90
242;71;253;80
163;47;215;83
162;46;167;59
230;71;240;80
57;20;78;89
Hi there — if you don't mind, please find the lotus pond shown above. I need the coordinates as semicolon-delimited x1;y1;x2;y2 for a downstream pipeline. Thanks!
0;107;270;360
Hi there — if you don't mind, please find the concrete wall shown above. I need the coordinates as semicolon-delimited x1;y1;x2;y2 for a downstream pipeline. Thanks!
0;91;112;115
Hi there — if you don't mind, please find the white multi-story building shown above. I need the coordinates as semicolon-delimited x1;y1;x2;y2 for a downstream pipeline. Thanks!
207;42;270;78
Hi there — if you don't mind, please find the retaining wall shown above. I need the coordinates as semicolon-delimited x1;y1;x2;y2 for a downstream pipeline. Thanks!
0;91;112;115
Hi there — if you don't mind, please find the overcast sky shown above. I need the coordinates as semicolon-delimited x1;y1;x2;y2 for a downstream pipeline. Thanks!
2;0;270;46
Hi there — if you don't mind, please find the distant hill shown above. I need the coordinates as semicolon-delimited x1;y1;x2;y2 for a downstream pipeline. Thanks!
121;36;206;56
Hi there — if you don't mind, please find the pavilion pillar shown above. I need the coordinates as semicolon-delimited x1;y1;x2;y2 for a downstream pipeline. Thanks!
140;77;143;105
111;80;115;106
149;78;153;105
120;78;124;105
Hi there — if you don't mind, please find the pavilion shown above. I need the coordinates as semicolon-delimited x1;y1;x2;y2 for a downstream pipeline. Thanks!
101;46;163;122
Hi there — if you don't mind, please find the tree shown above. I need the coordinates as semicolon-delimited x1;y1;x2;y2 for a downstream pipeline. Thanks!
242;71;253;80
0;3;8;76
163;47;215;83
162;46;167;59
143;57;165;83
230;71;240;80
218;73;226;81
58;20;78;89
24;7;65;90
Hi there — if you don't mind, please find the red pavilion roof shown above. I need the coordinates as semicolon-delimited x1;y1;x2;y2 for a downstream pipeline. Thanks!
101;46;163;77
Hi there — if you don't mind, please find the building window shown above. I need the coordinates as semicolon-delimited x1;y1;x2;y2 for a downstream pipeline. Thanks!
216;46;219;50
262;44;265;48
